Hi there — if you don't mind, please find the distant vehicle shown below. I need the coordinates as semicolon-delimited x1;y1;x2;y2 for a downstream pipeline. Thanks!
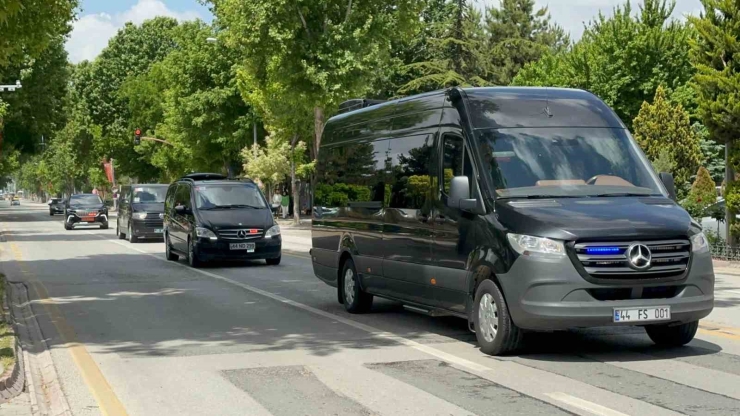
163;173;281;267
311;87;714;356
10;196;20;206
64;194;108;230
116;184;168;243
48;198;64;215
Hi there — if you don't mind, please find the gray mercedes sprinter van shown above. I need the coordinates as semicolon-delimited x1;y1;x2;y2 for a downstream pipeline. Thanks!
310;87;714;355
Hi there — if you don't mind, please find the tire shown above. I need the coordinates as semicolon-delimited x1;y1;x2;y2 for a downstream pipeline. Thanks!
128;223;138;243
340;259;372;313
49;211;54;216
117;221;126;239
266;256;281;266
100;222;109;230
645;321;698;346
165;233;179;261
64;221;73;231
187;237;203;268
473;279;523;356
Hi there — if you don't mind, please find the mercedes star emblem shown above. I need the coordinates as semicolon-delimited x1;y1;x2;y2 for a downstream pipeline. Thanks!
626;244;651;270
237;230;248;239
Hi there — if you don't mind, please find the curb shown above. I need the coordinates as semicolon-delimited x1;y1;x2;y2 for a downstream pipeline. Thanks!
0;275;25;403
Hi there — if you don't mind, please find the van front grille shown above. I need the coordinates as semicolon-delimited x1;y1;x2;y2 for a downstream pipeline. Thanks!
218;228;264;240
573;239;690;279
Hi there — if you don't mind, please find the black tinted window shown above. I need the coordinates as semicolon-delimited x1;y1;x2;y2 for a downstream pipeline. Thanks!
174;184;191;209
315;140;388;209
194;184;266;209
442;134;473;194
70;195;102;205
387;135;434;210
132;186;167;203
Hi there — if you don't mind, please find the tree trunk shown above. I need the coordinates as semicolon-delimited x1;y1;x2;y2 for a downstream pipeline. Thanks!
726;140;734;247
0;116;4;158
313;106;325;159
291;135;300;226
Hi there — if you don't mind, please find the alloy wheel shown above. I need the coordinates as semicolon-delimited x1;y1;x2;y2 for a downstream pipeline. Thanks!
478;293;499;343
344;268;356;306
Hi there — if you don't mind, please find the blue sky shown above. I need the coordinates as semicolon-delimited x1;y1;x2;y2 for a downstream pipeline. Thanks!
66;0;703;63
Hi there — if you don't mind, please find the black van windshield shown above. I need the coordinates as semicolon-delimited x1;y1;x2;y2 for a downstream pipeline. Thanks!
195;184;267;209
132;187;167;203
477;128;664;199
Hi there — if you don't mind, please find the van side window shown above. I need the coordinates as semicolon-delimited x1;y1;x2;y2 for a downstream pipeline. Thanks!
387;135;434;211
442;134;473;194
165;186;176;209
175;184;191;209
314;140;387;209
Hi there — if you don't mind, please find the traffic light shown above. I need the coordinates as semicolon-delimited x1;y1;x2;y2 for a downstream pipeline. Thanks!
134;128;142;145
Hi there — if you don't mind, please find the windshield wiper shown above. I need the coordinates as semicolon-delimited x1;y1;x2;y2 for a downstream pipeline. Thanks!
228;204;262;209
592;193;661;197
499;195;580;200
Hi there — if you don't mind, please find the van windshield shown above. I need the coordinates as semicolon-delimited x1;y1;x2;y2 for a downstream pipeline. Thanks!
133;186;167;203
195;184;267;209
477;128;664;199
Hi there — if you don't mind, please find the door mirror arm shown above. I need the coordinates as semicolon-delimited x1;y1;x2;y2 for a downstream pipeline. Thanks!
447;176;484;214
658;172;677;202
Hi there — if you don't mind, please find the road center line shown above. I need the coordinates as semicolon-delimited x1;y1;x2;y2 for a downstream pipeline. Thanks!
5;236;129;416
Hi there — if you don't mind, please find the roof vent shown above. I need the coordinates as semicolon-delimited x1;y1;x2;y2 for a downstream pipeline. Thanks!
182;173;228;181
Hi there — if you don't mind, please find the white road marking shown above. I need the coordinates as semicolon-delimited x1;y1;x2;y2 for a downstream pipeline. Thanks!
546;393;630;416
87;231;633;416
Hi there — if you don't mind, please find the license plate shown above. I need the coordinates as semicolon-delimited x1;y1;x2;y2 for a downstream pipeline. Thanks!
154;229;163;233
229;243;255;252
613;306;670;323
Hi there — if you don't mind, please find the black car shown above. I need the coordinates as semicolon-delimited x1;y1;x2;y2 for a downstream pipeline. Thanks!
116;184;167;243
311;87;714;356
163;173;281;267
64;194;109;230
48;198;64;215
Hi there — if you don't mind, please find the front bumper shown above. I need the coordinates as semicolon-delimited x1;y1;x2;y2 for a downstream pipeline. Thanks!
497;251;714;331
67;212;108;225
51;207;64;213
131;218;164;239
194;236;282;261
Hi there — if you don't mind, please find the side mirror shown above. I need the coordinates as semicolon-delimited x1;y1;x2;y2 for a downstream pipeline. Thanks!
447;176;478;212
659;172;677;202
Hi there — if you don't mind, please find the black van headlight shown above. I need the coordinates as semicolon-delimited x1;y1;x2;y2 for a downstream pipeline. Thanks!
265;225;281;239
196;227;218;240
507;233;565;258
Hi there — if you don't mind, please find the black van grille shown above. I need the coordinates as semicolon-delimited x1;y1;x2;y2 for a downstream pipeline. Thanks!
574;239;690;279
218;228;264;240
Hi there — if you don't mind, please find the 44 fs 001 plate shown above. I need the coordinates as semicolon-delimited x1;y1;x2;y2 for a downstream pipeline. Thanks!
614;306;670;323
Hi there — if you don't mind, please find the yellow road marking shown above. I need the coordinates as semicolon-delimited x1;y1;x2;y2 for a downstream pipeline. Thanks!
699;321;740;342
7;240;129;416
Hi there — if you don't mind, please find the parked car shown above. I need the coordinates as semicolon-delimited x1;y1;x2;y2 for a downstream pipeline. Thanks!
64;194;108;230
48;198;64;215
10;196;20;206
310;87;714;356
116;184;168;243
163;173;281;267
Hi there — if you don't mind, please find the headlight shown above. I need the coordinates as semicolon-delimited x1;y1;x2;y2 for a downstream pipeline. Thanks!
158;213;164;219
507;233;565;257
196;227;218;240
134;212;148;219
265;225;281;239
691;232;708;252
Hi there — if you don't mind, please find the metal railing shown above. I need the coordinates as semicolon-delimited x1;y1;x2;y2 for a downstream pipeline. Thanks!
709;243;740;262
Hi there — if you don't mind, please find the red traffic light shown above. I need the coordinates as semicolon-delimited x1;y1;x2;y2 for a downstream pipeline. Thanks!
135;129;142;136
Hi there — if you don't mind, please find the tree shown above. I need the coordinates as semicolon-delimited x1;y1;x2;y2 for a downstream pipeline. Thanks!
485;0;568;85
689;0;740;243
695;122;725;183
514;0;694;128
212;0;422;162
632;86;702;197
242;135;311;200
400;0;490;93
0;0;77;67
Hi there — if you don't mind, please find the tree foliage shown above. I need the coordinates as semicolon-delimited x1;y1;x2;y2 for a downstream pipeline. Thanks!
633;86;702;196
514;0;694;128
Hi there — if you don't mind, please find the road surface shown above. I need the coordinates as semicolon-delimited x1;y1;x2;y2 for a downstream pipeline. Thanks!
1;201;740;416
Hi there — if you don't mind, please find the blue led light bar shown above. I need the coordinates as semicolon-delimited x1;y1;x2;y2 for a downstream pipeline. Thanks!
585;247;621;254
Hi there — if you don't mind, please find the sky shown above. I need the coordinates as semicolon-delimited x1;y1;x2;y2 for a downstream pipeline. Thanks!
66;0;704;64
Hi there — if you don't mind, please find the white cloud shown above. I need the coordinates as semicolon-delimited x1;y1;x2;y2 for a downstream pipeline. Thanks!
477;0;704;40
66;0;203;63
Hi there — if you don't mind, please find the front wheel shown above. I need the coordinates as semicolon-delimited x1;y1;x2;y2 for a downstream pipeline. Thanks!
340;259;372;313
473;279;523;356
100;222;109;230
188;238;203;268
645;321;698;346
117;221;125;239
64;221;73;231
128;223;138;243
165;233;179;261
266;256;281;265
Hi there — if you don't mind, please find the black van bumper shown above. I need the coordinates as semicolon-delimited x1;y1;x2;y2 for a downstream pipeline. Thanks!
195;236;282;261
497;251;714;331
131;219;164;239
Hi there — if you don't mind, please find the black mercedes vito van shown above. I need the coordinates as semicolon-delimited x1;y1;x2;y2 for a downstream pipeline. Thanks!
163;173;281;267
116;184;168;242
310;87;714;355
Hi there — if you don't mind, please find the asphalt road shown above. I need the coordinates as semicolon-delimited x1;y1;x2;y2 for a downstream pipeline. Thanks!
2;201;740;416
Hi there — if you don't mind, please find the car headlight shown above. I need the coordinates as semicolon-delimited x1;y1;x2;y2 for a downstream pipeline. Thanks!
691;232;708;252
507;233;565;257
265;225;281;239
134;212;148;219
159;213;164;219
196;227;218;240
